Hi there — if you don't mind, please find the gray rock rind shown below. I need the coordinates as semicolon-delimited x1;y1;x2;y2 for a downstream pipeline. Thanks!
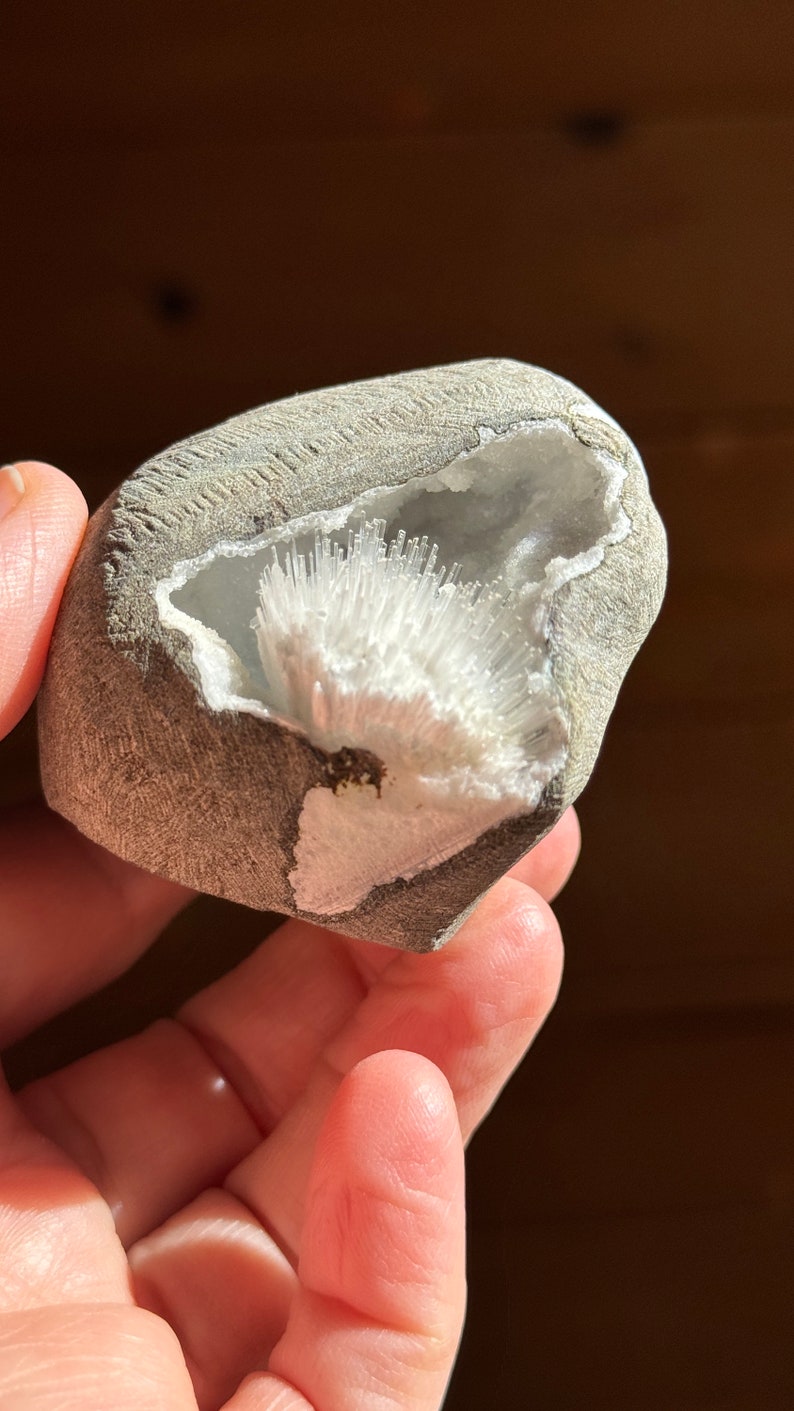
38;359;667;951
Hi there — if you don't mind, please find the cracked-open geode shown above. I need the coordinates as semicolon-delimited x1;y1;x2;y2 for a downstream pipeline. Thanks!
38;359;667;951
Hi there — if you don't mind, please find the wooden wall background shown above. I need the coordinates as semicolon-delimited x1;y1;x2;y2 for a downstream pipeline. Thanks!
1;4;792;1407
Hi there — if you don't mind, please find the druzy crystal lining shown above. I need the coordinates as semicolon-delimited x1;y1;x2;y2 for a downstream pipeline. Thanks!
251;513;571;912
254;518;539;795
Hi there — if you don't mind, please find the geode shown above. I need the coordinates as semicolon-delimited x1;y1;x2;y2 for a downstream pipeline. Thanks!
38;359;667;951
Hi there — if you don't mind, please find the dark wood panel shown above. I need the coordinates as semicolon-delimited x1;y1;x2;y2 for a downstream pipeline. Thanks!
627;444;793;711
645;430;794;589
2;119;793;462
563;954;794;1015
558;711;794;972
447;1008;794;1408
3;1;793;147
452;1204;793;1409
468;1009;793;1224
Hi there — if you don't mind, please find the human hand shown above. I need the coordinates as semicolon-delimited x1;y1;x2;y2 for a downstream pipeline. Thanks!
0;461;579;1410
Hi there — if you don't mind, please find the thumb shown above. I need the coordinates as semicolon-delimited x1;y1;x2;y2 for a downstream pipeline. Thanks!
0;461;88;738
226;1050;467;1411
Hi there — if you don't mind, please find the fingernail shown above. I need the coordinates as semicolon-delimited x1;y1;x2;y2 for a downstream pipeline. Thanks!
0;464;26;522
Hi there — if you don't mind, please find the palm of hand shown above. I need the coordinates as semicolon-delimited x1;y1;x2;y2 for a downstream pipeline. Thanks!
0;462;577;1411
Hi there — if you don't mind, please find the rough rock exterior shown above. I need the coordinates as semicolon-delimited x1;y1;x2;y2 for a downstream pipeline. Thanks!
38;359;667;951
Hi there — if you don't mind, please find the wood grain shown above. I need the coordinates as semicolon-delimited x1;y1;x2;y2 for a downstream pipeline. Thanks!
3;1;793;146
2;118;794;462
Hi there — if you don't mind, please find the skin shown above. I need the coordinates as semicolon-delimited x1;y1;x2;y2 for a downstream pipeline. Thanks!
0;461;580;1411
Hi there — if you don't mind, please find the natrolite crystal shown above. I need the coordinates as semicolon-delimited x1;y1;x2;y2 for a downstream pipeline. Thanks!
38;359;667;951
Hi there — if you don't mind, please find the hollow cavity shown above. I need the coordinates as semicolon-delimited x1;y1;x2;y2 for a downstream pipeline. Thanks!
154;421;629;912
